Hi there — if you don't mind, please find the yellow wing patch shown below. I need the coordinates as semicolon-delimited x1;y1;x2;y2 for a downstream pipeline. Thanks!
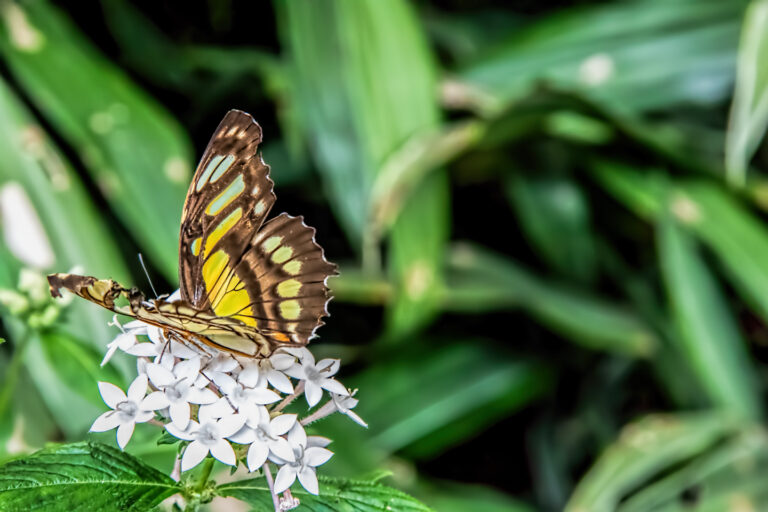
205;207;242;257
271;246;293;264
279;299;301;320
206;174;245;215
277;279;302;298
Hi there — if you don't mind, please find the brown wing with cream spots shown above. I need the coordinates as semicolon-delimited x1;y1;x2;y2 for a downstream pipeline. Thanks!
227;213;338;346
178;110;276;310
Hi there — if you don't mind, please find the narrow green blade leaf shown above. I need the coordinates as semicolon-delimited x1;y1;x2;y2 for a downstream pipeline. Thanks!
566;412;740;512
0;75;130;344
217;475;432;512
0;441;179;511
459;0;745;115
280;0;449;335
657;217;762;418
352;342;550;455
447;244;657;357
0;0;193;279
725;0;768;185
506;174;597;282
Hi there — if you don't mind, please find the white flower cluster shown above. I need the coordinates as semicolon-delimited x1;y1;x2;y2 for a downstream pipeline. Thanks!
91;313;366;498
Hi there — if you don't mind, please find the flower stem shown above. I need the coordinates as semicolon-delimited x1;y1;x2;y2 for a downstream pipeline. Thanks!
195;457;215;494
263;462;280;512
184;457;215;512
273;381;305;413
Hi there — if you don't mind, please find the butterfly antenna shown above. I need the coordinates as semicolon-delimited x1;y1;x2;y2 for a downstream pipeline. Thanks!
138;253;159;298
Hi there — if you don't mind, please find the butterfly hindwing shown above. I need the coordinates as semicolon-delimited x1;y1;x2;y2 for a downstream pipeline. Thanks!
232;213;338;345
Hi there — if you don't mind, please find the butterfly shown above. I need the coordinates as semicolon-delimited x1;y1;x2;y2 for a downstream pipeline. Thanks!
48;110;337;358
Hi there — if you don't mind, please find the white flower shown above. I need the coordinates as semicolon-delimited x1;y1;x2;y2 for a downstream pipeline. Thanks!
144;357;217;429
272;423;333;495
228;406;296;471
283;349;348;407
196;353;239;389
101;332;138;367
331;390;367;428
218;379;281;422
166;409;246;471
90;374;163;449
239;352;296;394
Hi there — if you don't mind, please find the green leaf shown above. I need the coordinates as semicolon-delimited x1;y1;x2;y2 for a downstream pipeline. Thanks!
447;243;657;357
657;217;762;418
0;0;193;280
565;412;741;512
0;75;129;345
459;0;745;116
217;475;432;512
417;481;536;512
726;0;768;186
353;341;550;456
280;0;449;336
39;330;124;407
593;161;768;335
0;441;179;511
506;174;597;282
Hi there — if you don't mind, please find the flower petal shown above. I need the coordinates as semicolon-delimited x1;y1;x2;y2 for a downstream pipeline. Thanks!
174;357;201;382
170;340;199;359
97;381;126;409
116;422;135;450
186;386;217;405
268;437;295;462
267;370;294;394
320;378;348;396
305;381;323;407
269;414;296;436
146;326;165;344
281;364;305;381
317;358;340;376
146;363;174;388
344;410;368;428
218;414;247;438
199;399;234;423
297;466;319;495
90;411;120;432
166;420;198;441
307;436;332;448
141;391;170;411
127;374;149;403
246;441;269;471
134;410;154;423
249;388;281;405
125;343;160;357
304;447;333;467
273;464;297;494
287;423;307;449
270;353;295;371
237;366;261;388
209;438;236;466
228;425;257;445
169;401;191;430
181;440;209;471
100;342;120;367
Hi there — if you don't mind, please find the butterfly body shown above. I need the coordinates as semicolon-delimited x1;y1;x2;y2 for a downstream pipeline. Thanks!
47;110;337;358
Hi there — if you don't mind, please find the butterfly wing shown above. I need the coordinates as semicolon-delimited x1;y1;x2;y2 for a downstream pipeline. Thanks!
47;273;274;356
179;109;276;310
179;110;337;349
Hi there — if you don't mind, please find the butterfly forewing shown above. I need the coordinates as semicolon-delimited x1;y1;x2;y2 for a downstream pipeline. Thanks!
179;110;276;309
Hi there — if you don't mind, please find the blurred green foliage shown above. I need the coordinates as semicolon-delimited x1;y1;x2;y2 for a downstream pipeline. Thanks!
1;0;768;510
